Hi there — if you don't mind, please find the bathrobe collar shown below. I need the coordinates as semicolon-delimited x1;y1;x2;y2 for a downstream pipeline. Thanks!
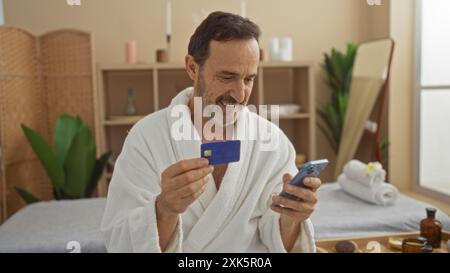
166;87;254;251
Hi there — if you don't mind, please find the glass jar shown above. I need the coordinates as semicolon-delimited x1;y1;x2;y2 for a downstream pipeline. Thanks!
420;207;442;248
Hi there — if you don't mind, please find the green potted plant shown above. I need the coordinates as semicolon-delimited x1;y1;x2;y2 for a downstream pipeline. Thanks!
15;114;111;204
318;43;358;153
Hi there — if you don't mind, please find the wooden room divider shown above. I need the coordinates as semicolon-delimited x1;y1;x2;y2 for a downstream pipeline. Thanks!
0;27;98;223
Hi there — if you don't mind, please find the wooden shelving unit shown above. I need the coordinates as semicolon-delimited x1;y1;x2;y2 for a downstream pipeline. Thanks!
96;61;316;196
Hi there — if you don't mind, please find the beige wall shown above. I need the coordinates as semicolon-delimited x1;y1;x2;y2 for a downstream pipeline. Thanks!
4;0;411;184
360;0;390;42
4;0;364;64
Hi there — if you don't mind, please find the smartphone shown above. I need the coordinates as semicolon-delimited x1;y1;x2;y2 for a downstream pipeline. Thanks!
279;159;329;201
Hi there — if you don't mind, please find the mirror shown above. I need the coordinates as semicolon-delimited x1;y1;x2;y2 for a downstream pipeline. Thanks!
334;39;395;177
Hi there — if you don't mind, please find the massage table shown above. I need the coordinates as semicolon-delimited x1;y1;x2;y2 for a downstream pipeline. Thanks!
0;183;449;252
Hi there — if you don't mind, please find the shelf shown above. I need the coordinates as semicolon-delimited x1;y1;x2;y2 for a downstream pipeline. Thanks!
102;70;155;116
99;63;185;71
96;60;317;196
99;63;155;71
98;60;314;71
278;113;310;120
260;60;314;68
103;113;309;125
265;112;310;120
104;115;145;125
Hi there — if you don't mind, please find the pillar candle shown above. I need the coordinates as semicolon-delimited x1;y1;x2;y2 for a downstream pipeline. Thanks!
240;0;246;18
126;40;137;64
166;0;172;37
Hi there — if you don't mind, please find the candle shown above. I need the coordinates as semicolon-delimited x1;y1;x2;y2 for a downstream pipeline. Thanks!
240;0;246;18
126;40;137;64
166;0;172;37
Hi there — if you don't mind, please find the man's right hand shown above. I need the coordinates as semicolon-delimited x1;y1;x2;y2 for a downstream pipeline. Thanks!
156;158;213;217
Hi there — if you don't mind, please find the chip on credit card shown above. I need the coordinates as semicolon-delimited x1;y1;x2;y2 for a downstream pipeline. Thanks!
201;140;241;165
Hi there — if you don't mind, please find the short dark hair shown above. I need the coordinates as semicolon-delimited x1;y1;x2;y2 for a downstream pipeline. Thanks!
188;11;261;66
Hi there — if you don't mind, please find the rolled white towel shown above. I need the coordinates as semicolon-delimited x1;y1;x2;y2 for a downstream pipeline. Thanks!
337;174;398;206
343;160;386;187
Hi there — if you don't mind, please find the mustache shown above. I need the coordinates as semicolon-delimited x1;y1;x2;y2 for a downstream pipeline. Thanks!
215;95;244;106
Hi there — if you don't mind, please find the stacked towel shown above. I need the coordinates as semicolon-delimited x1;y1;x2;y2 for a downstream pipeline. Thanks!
343;160;386;187
338;160;398;206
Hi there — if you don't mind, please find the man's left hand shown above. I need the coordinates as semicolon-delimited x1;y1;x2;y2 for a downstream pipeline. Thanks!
270;173;321;225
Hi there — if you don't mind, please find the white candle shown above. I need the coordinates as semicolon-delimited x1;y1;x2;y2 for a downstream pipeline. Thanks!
240;0;246;18
166;0;172;36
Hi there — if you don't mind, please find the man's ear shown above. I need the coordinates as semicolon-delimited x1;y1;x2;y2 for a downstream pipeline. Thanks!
185;55;198;81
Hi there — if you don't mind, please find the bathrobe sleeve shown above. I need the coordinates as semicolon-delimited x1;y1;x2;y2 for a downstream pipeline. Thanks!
257;134;316;253
100;122;183;253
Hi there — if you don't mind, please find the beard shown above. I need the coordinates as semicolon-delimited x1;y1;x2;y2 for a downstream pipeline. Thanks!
196;72;246;127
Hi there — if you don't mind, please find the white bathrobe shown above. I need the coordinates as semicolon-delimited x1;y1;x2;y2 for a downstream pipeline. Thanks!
100;87;316;253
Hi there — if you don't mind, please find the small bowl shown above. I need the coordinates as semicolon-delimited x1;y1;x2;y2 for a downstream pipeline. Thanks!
388;237;403;251
279;104;301;115
402;237;432;253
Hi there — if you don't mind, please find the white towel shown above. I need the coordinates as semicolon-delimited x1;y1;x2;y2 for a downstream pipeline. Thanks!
343;160;386;187
337;174;398;206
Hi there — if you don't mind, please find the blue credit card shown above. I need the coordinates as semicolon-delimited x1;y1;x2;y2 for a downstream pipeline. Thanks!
201;140;241;165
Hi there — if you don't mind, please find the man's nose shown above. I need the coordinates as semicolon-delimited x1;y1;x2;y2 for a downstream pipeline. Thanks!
230;79;246;104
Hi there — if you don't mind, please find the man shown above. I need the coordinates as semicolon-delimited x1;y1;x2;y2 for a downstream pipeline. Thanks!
101;11;321;253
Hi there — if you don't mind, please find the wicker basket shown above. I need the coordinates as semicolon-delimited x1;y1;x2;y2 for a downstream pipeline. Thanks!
0;27;97;223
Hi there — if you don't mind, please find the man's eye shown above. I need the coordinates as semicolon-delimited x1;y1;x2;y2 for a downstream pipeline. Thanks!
245;78;254;84
221;76;233;80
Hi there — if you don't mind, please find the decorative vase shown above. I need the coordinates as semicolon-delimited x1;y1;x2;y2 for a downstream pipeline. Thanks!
126;88;138;116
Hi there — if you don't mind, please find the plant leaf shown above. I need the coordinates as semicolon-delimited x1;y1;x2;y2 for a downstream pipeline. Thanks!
62;123;96;198
14;187;40;204
380;136;390;167
324;105;340;141
336;91;350;141
318;123;338;153
319;42;358;151
85;152;111;197
21;124;65;190
54;114;82;167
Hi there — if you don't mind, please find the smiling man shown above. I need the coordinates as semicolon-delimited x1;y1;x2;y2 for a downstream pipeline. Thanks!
101;11;321;253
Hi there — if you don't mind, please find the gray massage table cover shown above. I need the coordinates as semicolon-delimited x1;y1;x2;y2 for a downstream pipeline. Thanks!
0;198;106;253
311;183;450;239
